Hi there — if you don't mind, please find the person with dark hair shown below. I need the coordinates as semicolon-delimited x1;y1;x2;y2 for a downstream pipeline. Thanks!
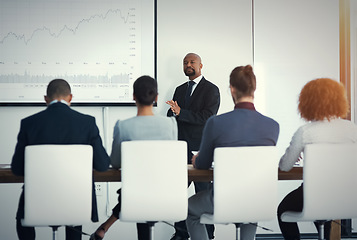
11;79;111;240
166;53;220;240
185;65;279;240
277;78;357;240
90;75;178;240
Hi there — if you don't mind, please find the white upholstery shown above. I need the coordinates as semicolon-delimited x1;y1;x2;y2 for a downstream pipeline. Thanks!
120;140;188;222
200;146;278;225
22;144;93;227
281;143;357;223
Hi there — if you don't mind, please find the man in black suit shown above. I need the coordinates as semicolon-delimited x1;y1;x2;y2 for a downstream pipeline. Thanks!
166;53;220;240
11;79;111;240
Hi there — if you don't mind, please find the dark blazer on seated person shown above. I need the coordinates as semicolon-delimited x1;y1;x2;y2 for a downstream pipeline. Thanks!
11;101;110;222
195;102;280;169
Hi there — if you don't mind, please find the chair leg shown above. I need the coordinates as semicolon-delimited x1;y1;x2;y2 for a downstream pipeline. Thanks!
316;221;325;240
51;226;59;240
234;223;242;240
147;222;156;240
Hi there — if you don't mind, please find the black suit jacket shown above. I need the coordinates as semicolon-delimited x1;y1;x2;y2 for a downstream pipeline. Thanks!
11;102;110;222
167;77;220;162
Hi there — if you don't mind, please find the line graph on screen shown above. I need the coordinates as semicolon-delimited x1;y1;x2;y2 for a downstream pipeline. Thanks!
0;0;155;105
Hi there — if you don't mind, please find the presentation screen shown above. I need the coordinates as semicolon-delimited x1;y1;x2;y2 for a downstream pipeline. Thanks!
0;0;156;106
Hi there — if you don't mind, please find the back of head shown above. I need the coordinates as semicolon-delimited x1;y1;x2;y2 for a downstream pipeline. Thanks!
229;65;256;100
46;79;71;101
298;78;349;121
133;75;158;106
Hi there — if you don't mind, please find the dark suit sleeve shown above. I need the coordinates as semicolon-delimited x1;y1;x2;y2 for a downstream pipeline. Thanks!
11;119;27;176
178;83;220;125
167;109;174;117
88;118;110;172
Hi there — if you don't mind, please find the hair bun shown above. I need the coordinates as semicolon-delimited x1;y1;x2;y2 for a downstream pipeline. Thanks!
244;65;253;74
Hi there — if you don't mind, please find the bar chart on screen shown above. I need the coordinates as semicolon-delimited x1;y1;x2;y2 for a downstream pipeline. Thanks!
0;0;156;105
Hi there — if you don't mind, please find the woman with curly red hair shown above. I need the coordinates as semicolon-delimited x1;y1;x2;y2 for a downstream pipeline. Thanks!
277;78;357;240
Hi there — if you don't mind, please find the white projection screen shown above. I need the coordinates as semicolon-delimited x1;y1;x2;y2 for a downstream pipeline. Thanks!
0;0;156;106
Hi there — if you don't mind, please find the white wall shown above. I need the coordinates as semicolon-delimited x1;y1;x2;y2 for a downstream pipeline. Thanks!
254;0;339;157
0;0;345;239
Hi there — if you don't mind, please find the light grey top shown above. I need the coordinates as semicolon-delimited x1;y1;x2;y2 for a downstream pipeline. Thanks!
279;118;357;171
110;115;178;169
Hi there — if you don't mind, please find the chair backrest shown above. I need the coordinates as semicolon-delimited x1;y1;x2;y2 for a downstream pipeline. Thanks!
212;146;278;223
120;140;188;222
22;144;93;226
300;143;357;221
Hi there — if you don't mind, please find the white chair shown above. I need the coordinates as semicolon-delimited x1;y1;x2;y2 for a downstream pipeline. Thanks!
119;140;188;240
200;146;278;240
281;143;357;240
22;144;93;240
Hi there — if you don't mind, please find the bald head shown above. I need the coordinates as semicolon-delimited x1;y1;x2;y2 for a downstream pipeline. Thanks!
183;53;203;80
185;53;201;62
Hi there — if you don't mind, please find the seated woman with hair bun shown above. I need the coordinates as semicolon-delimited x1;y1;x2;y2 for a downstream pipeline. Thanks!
277;78;357;240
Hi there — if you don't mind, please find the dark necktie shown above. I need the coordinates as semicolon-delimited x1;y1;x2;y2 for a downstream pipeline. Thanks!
185;81;195;108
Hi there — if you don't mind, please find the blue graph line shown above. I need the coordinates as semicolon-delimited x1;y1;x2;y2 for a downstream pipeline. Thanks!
0;8;131;45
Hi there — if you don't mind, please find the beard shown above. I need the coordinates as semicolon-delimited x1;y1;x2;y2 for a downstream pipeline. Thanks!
184;67;196;77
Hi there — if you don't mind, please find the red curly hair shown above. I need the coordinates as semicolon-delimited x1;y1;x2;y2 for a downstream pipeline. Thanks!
298;78;349;121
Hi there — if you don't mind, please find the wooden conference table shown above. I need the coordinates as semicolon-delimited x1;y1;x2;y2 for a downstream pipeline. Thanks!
0;164;303;183
1;165;342;239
